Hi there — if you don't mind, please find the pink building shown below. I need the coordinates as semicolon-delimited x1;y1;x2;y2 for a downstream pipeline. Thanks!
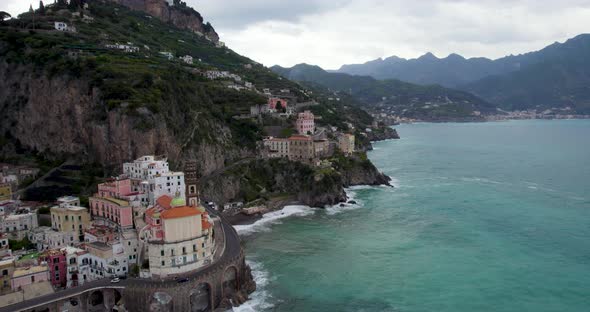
39;249;67;288
11;265;49;291
268;97;287;110
296;110;315;135
90;179;134;229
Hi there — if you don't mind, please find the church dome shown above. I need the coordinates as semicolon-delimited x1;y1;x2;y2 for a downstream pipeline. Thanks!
170;197;186;208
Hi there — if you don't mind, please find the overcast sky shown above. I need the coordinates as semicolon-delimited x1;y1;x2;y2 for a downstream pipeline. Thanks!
2;0;590;69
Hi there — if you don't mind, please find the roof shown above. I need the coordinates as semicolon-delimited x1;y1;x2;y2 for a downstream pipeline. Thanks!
161;206;201;219
156;195;173;209
288;135;312;141
13;265;48;278
202;219;212;230
103;197;129;206
170;197;186;208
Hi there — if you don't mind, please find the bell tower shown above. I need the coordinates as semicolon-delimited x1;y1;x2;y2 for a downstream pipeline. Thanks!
184;161;200;207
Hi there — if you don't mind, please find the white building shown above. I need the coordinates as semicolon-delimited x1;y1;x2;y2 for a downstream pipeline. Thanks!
263;137;290;158
1;210;38;240
54;22;69;31
159;52;174;60
179;55;193;64
122;156;186;205
62;246;92;288
146;198;215;278
28;227;76;251
86;241;129;278
105;43;139;53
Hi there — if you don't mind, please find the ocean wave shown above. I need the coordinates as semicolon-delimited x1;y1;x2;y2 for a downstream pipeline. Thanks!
234;205;316;236
461;177;503;185
231;260;276;312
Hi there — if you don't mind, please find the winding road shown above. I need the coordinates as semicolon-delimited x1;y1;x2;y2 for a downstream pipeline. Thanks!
0;207;242;312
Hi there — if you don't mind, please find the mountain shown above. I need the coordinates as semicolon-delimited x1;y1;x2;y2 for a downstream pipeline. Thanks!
272;64;496;121
336;34;590;113
463;35;590;113
108;0;220;42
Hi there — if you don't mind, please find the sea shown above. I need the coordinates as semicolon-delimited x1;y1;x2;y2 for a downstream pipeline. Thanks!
232;120;590;312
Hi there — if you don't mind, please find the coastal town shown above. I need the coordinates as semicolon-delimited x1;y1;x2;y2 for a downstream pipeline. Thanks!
0;155;220;309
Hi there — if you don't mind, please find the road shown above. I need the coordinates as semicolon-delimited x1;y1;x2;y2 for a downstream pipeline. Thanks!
0;208;241;312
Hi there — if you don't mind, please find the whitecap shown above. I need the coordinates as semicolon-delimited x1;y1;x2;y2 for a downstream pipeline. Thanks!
234;205;316;236
231;260;276;312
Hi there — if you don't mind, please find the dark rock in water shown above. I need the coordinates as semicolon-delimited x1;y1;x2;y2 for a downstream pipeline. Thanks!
348;200;357;204
340;203;346;207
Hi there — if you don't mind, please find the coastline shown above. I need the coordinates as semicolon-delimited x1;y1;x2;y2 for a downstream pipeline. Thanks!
225;134;397;227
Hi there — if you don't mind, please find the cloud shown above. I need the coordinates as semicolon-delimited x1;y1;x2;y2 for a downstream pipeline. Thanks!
1;0;590;69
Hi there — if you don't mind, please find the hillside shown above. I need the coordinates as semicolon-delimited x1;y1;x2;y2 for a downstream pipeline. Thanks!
336;34;590;113
272;64;496;121
0;0;391;207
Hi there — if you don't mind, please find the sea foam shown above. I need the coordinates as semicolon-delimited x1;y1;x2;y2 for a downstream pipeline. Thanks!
234;205;316;236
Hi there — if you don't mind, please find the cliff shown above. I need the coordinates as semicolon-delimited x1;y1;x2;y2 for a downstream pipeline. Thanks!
0;62;247;175
108;0;220;42
201;156;390;215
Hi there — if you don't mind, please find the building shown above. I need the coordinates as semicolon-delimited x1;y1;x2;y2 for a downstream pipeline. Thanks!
11;265;49;291
0;184;11;201
184;161;200;208
89;179;136;229
296;110;315;135
28;227;76;251
50;200;91;242
268;98;287;110
159;52;174;60
180;55;193;64
339;133;355;155
250;104;272;117
122;156;185;205
105;43;139;53
85;241;129;278
145;196;214;278
314;139;330;158
0;234;11;259
288;135;316;164
263;137;289;159
1;209;38;240
54;22;69;31
62;246;91;288
39;249;67;288
0;257;15;295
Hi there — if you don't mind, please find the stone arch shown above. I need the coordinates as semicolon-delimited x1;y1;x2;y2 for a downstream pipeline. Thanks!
221;265;239;298
89;290;104;307
190;282;212;312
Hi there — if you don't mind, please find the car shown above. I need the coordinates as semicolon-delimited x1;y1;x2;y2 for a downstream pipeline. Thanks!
110;277;120;283
177;277;189;283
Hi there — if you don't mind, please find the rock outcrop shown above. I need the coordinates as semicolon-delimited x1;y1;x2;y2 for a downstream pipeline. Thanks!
108;0;220;42
0;63;245;175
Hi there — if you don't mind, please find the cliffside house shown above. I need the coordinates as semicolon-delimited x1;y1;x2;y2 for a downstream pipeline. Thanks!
339;133;356;155
180;55;193;64
296;110;315;135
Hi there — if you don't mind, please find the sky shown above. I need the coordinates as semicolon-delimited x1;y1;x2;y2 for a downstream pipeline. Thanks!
2;0;590;69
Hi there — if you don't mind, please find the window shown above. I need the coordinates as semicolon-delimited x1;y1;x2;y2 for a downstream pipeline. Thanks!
171;249;175;256
2;269;7;276
31;276;35;283
182;247;186;254
193;244;196;252
161;250;164;256
78;216;82;221
161;261;165;266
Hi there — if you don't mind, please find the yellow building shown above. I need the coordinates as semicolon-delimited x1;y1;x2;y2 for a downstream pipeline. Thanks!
0;184;11;201
0;258;15;295
51;203;91;243
338;133;355;155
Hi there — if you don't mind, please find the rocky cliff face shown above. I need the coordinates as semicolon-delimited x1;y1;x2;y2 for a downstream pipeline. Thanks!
0;63;245;175
108;0;220;42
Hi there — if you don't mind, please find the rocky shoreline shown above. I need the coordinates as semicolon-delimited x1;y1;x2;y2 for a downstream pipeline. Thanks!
221;130;400;226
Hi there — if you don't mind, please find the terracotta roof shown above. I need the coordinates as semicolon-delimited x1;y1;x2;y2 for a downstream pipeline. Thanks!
288;135;312;141
156;195;173;209
202;219;212;230
161;206;201;219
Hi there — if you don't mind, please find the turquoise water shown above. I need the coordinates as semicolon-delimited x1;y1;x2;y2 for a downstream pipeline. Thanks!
234;120;590;312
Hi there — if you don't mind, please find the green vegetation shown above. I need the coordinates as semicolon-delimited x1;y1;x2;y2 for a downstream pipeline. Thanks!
272;64;496;119
9;237;35;251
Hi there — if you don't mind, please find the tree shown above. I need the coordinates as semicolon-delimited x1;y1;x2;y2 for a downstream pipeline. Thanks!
0;11;10;22
39;1;45;14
